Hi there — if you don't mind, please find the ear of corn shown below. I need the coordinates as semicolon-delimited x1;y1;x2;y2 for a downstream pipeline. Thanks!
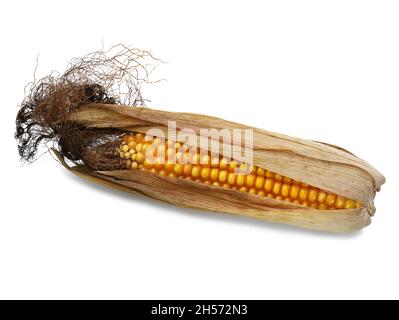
60;103;385;233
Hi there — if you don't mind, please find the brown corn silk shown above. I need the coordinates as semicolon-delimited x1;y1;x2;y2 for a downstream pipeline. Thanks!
61;103;384;232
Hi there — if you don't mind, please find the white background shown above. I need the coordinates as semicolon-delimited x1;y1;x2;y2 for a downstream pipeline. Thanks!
0;0;398;299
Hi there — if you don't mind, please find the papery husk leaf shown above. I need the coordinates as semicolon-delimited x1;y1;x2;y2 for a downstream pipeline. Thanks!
55;149;372;233
69;104;384;201
62;104;385;232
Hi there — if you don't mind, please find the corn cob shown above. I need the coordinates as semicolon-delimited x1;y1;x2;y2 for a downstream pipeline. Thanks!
117;132;361;210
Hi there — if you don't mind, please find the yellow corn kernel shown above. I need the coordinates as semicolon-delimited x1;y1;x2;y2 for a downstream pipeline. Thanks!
273;181;282;195
264;178;274;193
265;171;274;179
249;188;257;194
345;199;356;209
283;176;292;184
136;152;145;164
299;188;309;202
218;170;228;183
308;189;318;203
228;160;238;172
131;162;138;169
219;158;229;170
191;166;200;179
318;203;328;210
255;176;265;189
236;175;245;187
334;197;346;209
256;168;265;176
210;168;219;181
318;191;327;203
326;194;336;207
174;164;183;176
122;144;129;152
227;173;236;186
135;143;143;152
201;167;210;180
281;183;291;198
183;164;192;176
290;184;300;199
246;174;255;188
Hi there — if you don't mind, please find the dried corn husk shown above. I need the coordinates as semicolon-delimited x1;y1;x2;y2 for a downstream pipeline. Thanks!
58;103;385;233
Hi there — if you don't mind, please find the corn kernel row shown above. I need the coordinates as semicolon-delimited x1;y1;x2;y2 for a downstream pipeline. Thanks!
117;133;362;210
